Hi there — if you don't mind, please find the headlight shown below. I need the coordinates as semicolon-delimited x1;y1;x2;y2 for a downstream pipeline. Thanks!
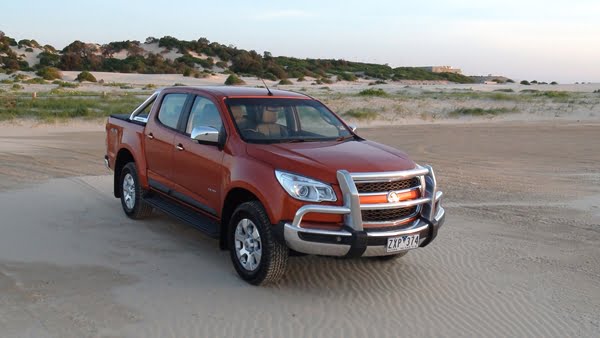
275;170;337;202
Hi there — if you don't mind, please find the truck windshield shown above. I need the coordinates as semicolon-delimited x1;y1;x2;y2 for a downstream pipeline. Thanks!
225;98;352;143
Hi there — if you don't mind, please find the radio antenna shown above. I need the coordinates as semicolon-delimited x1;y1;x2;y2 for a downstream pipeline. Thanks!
261;78;273;96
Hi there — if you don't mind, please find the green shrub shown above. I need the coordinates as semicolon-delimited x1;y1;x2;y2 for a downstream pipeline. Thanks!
102;82;127;87
520;80;530;85
278;79;293;85
358;88;388;97
338;72;357;81
0;79;13;84
75;71;97;82
531;80;538;84
194;71;209;78
493;88;514;92
143;83;157;90
183;68;192;77
11;73;29;81
225;74;245;85
368;80;387;86
506;79;515;83
320;77;334;84
297;76;305;82
550;81;558;85
343;108;378;120
173;83;185;87
24;77;47;84
448;107;514;117
36;67;62;80
489;93;512;100
520;89;539;93
537;91;570;99
262;72;277;81
11;83;24;90
52;80;79;88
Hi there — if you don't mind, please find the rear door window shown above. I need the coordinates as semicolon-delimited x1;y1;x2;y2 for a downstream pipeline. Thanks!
157;93;188;129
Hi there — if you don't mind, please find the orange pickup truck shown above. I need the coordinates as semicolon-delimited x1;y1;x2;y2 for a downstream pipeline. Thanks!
105;86;445;285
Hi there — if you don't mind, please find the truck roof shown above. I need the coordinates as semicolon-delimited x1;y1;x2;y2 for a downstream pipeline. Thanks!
159;86;311;99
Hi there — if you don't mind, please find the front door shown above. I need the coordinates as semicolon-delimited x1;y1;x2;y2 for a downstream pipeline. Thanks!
172;96;226;216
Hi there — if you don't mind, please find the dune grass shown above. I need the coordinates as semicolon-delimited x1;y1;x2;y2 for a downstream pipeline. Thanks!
357;88;388;97
0;92;143;121
343;108;379;120
448;107;516;117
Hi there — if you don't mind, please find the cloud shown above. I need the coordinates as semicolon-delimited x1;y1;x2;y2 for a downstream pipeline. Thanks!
252;9;316;21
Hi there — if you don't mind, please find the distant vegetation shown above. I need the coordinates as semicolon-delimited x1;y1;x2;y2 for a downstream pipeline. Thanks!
36;67;62;80
358;88;388;97
0;31;475;83
225;74;245;85
53;80;79;88
75;70;97;82
448;107;515;117
0;93;141;121
343;108;379;120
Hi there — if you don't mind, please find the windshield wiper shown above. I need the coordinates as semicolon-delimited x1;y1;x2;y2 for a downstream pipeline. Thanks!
281;139;306;143
335;135;355;142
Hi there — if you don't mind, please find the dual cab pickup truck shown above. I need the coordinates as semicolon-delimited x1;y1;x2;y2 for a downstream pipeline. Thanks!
105;86;445;285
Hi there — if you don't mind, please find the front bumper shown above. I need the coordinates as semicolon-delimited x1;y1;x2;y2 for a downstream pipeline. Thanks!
282;166;445;257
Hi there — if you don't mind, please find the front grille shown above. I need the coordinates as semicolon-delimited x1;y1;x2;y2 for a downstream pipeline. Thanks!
361;206;417;223
355;177;420;193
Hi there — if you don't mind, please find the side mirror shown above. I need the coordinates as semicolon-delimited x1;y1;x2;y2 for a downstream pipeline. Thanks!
349;125;357;133
191;126;219;144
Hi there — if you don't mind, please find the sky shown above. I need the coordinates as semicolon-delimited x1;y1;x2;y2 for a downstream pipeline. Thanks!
1;0;599;83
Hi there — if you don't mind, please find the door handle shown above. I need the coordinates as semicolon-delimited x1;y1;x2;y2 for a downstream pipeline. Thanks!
175;144;185;151
147;133;154;140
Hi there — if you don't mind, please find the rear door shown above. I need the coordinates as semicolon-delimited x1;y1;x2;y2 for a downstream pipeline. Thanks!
144;92;190;188
171;95;226;216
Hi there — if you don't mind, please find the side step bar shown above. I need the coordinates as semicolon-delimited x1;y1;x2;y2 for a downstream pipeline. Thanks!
143;193;220;239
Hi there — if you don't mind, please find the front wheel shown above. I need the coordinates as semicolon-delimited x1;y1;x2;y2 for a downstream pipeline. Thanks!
229;201;288;285
119;162;153;219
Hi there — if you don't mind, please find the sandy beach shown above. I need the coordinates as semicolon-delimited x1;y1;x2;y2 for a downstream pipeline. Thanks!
0;119;598;337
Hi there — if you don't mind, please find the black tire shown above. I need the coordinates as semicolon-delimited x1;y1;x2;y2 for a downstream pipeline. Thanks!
375;251;409;261
119;162;153;219
228;201;288;285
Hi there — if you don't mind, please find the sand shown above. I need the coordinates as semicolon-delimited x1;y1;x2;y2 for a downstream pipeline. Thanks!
0;120;598;337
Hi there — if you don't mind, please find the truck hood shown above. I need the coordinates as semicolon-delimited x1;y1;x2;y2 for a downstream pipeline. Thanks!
246;140;416;184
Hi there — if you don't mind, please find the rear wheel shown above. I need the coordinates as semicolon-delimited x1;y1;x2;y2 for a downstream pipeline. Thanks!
229;201;288;285
119;162;153;219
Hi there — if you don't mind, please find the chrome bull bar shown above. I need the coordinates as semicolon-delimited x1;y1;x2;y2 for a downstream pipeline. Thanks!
284;165;444;257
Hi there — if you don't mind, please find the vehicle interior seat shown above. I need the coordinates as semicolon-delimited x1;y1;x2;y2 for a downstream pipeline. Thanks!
230;105;253;130
256;107;287;138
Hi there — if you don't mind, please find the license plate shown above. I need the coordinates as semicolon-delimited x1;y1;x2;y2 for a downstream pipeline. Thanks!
386;234;420;252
